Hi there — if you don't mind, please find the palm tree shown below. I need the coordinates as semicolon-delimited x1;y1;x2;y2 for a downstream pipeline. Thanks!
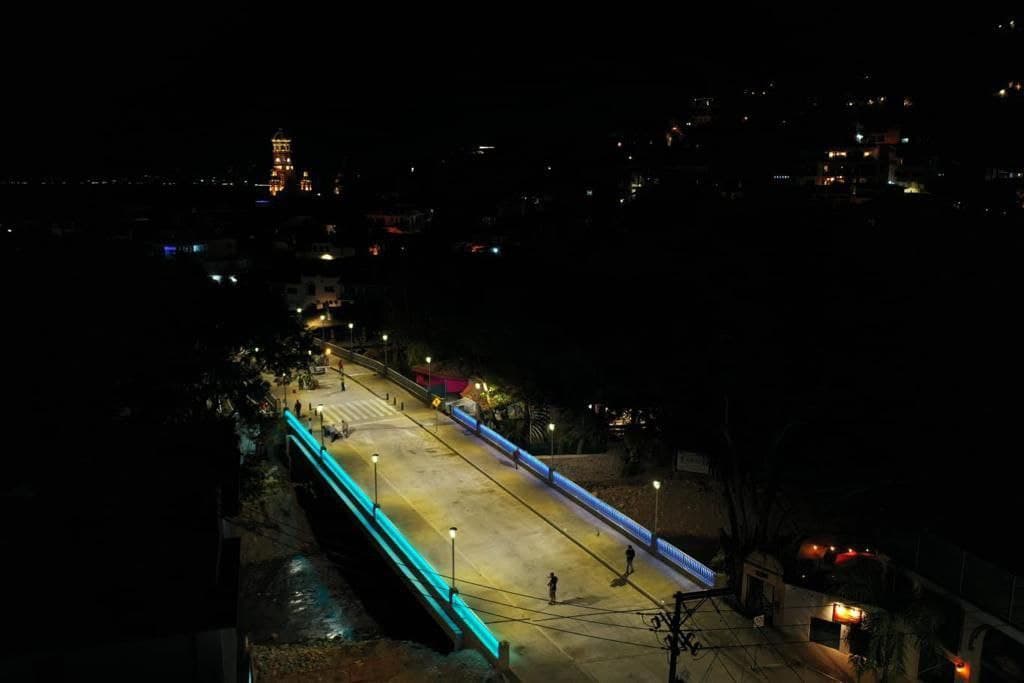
828;556;942;682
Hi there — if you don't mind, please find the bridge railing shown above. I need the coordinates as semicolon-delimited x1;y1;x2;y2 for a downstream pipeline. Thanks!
322;342;720;588
450;407;717;587
284;410;502;664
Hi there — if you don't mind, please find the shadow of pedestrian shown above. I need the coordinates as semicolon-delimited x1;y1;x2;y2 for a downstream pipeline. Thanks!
610;575;629;588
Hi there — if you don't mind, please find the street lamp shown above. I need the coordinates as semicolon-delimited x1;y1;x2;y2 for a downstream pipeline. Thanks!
320;314;326;343
548;422;556;456
316;404;324;446
425;356;432;394
371;453;380;516
449;526;459;604
652;480;662;540
382;333;389;374
348;322;354;347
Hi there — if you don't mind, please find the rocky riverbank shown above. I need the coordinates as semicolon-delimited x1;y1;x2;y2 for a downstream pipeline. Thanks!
233;452;494;681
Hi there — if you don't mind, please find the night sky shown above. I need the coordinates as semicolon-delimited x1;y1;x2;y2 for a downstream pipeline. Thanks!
3;7;1013;175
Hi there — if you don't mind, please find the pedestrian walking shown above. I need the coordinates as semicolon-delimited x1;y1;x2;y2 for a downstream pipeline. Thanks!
308;402;313;415
547;572;558;604
512;448;520;470
294;399;302;417
625;544;636;575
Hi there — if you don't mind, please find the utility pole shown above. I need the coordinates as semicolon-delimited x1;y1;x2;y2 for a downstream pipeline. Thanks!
667;591;683;683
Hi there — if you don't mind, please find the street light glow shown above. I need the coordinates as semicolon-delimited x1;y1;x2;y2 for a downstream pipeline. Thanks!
348;322;354;330
382;333;388;341
372;453;379;464
449;526;458;539
548;423;555;432
426;356;432;364
653;480;661;490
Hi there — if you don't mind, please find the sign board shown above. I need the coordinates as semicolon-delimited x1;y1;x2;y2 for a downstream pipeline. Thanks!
431;397;442;408
675;451;710;475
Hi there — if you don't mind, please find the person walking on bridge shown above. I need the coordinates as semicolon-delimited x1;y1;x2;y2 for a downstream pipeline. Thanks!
294;399;302;417
547;572;558;605
625;544;636;575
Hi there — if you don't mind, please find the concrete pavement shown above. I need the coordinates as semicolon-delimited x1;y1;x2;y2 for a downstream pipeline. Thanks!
287;366;827;682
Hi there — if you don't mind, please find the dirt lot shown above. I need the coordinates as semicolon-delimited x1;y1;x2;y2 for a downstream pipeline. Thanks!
538;450;727;563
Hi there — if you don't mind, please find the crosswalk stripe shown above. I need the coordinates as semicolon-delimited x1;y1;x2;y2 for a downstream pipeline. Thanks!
320;400;397;423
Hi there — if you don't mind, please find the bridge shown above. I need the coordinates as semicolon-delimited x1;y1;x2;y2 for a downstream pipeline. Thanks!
279;344;818;681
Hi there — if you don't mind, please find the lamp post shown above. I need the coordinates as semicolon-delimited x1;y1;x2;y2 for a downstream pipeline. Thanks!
316;404;324;446
382;333;389;375
371;453;380;516
320;314;326;344
548;422;556;456
425;356;432;395
449;526;458;604
652;480;662;541
348;322;354;347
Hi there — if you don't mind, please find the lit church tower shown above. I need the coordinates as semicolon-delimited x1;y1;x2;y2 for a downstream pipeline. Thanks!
300;170;312;193
269;129;296;196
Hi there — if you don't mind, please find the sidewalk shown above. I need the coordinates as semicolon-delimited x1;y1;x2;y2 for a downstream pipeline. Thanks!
289;366;828;682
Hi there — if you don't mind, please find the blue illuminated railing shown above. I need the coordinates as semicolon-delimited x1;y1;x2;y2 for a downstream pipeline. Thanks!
287;434;462;642
450;406;715;587
452;407;550;478
553;472;653;546
657;538;715;587
284;411;500;659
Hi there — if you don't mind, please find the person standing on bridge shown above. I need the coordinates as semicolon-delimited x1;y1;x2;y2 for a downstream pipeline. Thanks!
625;544;636;575
294;399;302;417
512;448;520;470
547;572;558;605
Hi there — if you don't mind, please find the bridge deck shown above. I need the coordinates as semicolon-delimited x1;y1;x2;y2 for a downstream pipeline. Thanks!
289;365;813;681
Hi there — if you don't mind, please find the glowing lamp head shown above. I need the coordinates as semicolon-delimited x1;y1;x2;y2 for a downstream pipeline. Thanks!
548;423;555;432
449;526;458;539
254;347;259;353
320;314;326;321
316;404;323;415
371;453;379;464
653;480;662;491
325;348;331;355
348;322;354;330
296;308;302;314
382;333;388;342
426;356;432;364
475;383;481;390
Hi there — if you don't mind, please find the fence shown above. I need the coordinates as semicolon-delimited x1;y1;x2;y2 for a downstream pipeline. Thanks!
320;341;719;588
283;410;502;664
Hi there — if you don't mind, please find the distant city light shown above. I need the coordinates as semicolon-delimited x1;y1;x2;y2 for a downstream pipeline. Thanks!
490;246;500;254
229;275;238;283
320;253;334;260
210;274;222;282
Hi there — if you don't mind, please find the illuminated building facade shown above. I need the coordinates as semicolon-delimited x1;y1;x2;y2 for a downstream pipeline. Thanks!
269;129;308;196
